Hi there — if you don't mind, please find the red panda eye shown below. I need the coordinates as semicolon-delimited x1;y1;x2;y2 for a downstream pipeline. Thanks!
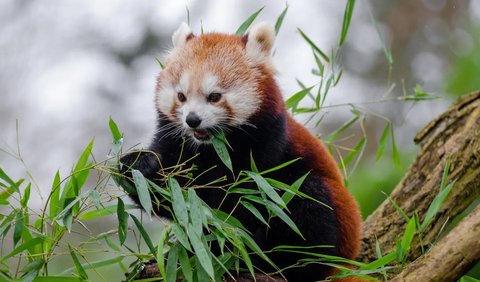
207;93;222;103
177;92;186;102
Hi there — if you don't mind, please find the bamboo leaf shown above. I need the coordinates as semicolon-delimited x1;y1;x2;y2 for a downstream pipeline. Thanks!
235;7;264;35
49;171;61;219
188;224;214;279
117;198;128;245
339;0;356;46
390;126;401;169
265;201;304;239
68;244;88;280
286;85;315;110
274;4;288;35
376;123;391;161
169;177;189;227
211;131;233;173
109;117;122;140
420;180;456;232
188;189;204;234
130;214;156;255
297;28;329;62
400;216;416;260
166;245;179;282
20;183;31;208
156;225;170;280
13;210;24;246
246;172;286;209
178;246;193;282
325;114;359;142
342;137;366;166
240;201;269;226
172;222;192;252
79;203;136;220
132;169;152;219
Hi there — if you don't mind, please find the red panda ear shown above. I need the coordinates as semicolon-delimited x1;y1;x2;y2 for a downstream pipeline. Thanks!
245;22;275;61
172;22;194;49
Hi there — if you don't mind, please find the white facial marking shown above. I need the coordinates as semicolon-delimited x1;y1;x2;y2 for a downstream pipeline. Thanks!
156;81;175;116
202;73;220;95
178;72;190;94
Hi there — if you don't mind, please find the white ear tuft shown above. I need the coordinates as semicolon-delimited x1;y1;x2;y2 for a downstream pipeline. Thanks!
172;22;193;49
245;22;275;61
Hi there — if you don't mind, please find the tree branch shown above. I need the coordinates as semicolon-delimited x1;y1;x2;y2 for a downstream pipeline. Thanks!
359;92;480;268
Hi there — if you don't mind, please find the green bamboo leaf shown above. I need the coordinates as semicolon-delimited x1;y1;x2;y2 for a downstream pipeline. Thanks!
132;169;152;219
171;222;192;252
400;216;416;260
368;8;393;66
169;177;189;227
297;28;329;62
376;123;391;161
281;172;309;205
79;203;136;220
420;180;456;232
390;126;401;169
188;224;214;279
130;214;156;255
240;201;269;226
68;244;88;280
109;117;122;141
265;201;304;239
286;85;315;110
325;114;359;142
49;170;61;219
250;151;259;173
211;131;233;173
342;137;366;166
440;158;451;191
246;172;286;209
238;240;255;277
117;198;128;245
360;252;395;271
274;4;288;35
235;7;264;35
156;226;169;281
20;183;31;208
13;210;24;246
188;189;204;234
339;0;356;46
177;246;193;282
0;167;19;188
166;245;179;282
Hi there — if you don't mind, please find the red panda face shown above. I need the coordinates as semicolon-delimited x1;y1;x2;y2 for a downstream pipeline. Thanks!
155;22;276;144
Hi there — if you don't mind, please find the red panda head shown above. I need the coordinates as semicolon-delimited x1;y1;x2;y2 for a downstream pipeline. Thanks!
155;22;277;143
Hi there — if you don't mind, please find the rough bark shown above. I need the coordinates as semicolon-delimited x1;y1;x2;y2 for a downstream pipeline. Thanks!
390;205;480;282
133;92;480;281
359;92;480;266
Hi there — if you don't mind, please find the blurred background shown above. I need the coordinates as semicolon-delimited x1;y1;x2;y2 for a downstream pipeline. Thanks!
1;0;479;280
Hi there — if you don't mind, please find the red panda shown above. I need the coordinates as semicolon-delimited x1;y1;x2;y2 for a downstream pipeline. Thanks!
121;22;362;282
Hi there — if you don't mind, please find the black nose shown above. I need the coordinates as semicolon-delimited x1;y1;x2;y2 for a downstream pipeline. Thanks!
186;112;202;128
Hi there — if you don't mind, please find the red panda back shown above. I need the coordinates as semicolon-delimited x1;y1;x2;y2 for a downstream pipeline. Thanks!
286;116;362;260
